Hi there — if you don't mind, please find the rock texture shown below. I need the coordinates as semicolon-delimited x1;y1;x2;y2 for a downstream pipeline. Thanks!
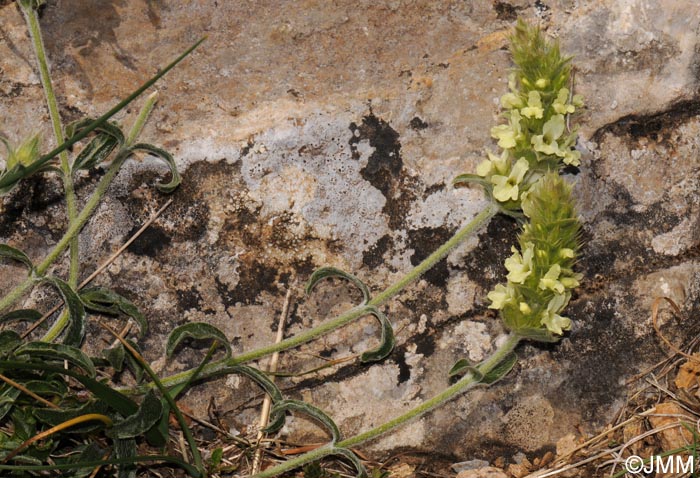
2;0;700;471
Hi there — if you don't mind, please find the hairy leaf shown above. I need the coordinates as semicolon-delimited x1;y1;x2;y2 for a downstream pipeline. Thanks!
15;342;96;378
0;309;42;325
80;287;147;337
0;330;22;356
330;447;368;478
306;267;371;304
166;322;231;358
108;390;163;439
0;244;34;271
268;399;341;443
129;143;181;193
480;352;518;385
359;306;395;363
448;358;483;380
41;277;86;346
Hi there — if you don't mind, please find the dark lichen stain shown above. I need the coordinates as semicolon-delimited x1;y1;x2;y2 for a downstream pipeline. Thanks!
423;181;445;198
592;98;700;145
225;260;279;306
493;1;521;21
0;175;64;239
550;296;662;422
176;286;203;311
350;113;402;196
406;226;456;288
126;224;171;256
349;112;420;229
457;215;519;291
362;234;393;269
394;352;412;384
409;116;429;130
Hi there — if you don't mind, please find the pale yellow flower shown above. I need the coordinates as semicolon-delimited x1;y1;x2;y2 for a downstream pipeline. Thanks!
538;264;565;294
540;294;571;335
487;283;516;310
531;114;565;157
521;91;544;119
491;110;523;149
505;242;534;284
491;157;529;202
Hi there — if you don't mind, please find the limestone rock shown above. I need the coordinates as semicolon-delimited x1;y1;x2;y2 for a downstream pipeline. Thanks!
1;0;699;469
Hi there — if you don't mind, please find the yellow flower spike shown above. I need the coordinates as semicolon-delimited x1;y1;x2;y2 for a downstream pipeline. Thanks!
491;157;528;202
521;91;544;119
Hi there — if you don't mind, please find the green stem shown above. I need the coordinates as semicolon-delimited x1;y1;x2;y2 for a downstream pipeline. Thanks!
18;0;80;287
0;36;205;191
149;203;498;391
253;334;522;477
39;93;160;342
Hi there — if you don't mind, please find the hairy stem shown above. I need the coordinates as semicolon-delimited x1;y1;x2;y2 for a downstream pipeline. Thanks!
252;334;522;477
19;1;80;287
150;203;498;391
40;93;160;342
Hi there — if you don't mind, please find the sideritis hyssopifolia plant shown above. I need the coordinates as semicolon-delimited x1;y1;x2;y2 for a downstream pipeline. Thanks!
237;20;585;477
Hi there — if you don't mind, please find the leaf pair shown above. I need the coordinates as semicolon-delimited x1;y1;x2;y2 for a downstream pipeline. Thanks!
306;267;396;363
66;118;181;193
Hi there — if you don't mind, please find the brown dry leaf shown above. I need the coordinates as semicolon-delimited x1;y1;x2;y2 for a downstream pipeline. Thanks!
647;402;694;452
456;467;508;478
623;419;645;455
675;353;700;389
507;456;532;478
555;433;579;458
387;462;415;478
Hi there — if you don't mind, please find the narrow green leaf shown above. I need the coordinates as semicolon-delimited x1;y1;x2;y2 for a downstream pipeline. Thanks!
71;443;107;478
0;309;42;324
15;342;96;378
330;447;368;478
0;37;206;192
268;399;341;443
359;306;395;363
448;358;483;379
0;386;21;421
115;437;137;478
80;287;148;337
72;134;119;171
0;360;138;418
166;322;231;358
102;344;126;372
0;330;22;356
33;400;110;428
42;277;86;346
0;244;34;271
129;143;181;193
453;173;490;188
480;352;517;385
109;390;163;439
306;267;371;304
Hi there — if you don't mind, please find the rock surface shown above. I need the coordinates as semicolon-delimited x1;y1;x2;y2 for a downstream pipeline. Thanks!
1;0;700;471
